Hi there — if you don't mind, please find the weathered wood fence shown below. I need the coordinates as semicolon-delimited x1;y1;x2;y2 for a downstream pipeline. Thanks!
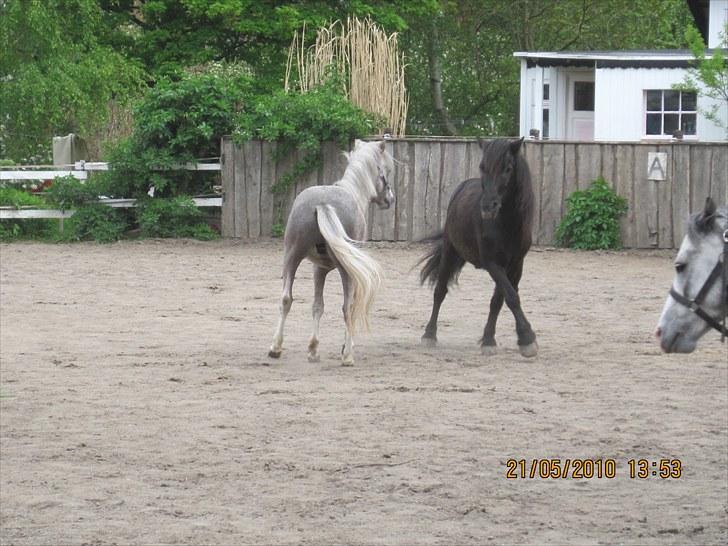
221;137;728;248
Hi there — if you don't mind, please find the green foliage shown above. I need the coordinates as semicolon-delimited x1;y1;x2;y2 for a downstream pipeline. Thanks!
403;0;693;135
0;0;146;162
137;197;218;240
235;82;383;193
43;176;105;210
0;187;46;208
124;0;436;85
556;178;628;250
0;219;59;241
0;188;56;241
674;23;728;135
271;223;285;238
104;67;251;199
61;204;128;243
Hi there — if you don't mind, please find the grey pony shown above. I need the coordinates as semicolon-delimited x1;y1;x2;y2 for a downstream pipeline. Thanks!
268;140;395;365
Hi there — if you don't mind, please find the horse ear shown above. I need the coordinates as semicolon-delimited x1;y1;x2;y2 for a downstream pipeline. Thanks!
378;140;386;152
478;138;487;150
696;196;717;232
509;137;525;154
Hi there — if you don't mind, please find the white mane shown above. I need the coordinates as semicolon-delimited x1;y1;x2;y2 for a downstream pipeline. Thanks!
335;141;383;215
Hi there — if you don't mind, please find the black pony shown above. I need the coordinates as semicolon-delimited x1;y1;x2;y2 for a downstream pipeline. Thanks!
418;138;538;357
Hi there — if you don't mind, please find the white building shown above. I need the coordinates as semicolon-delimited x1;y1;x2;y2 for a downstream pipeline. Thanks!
514;0;728;142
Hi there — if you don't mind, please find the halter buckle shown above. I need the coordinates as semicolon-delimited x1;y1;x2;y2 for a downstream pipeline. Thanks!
723;229;728;244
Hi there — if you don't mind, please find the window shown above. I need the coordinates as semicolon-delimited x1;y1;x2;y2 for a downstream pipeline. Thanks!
542;83;550;139
573;81;594;111
645;90;697;136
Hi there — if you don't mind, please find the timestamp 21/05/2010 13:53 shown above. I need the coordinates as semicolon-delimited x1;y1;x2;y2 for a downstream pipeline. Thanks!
505;458;683;480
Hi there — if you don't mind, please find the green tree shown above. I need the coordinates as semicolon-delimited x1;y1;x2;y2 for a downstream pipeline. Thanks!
104;64;252;198
98;1;437;87
403;0;694;136
0;0;146;162
675;23;728;136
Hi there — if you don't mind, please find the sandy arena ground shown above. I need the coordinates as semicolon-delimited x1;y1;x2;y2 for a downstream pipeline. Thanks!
0;239;726;545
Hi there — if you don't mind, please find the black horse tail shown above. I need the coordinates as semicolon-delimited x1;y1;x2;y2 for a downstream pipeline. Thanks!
417;230;463;287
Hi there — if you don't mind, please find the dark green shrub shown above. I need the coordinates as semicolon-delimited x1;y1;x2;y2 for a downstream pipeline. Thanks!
0;187;58;240
43;175;104;209
0;220;60;241
62;204;128;243
556;177;628;250
0;187;47;208
137;197;218;240
104;67;251;199
235;80;383;194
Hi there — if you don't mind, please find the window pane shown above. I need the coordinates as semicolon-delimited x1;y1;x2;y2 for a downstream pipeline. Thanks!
664;91;680;111
543;84;550;101
664;113;679;134
574;81;594;111
681;92;696;111
681;114;696;134
646;90;662;111
646;113;662;135
542;109;549;139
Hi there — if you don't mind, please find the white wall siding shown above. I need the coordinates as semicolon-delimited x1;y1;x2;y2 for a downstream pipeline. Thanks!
595;67;727;142
520;65;567;139
520;64;544;137
708;0;728;48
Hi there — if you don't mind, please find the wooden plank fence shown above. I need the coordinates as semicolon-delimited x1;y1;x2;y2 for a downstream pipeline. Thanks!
221;138;728;248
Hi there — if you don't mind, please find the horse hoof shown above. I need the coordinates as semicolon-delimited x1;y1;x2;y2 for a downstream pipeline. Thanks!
519;342;538;358
421;336;437;347
481;344;498;356
268;349;282;359
341;358;355;367
307;354;320;363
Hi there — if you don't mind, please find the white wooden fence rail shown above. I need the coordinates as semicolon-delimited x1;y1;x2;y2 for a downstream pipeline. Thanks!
0;161;222;223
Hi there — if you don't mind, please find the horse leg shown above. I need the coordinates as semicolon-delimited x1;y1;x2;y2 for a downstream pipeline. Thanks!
268;250;304;359
339;269;356;366
480;287;504;355
422;240;459;346
307;265;328;363
483;261;538;358
480;260;522;355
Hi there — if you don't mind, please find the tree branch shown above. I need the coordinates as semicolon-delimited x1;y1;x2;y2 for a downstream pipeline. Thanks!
558;0;591;51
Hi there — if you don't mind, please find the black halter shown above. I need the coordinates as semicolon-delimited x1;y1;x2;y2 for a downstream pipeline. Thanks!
668;228;728;341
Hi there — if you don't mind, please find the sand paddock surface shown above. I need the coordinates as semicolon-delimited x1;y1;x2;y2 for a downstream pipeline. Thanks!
0;239;726;545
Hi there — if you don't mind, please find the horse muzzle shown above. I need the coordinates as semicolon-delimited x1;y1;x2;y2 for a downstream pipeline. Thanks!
481;208;499;220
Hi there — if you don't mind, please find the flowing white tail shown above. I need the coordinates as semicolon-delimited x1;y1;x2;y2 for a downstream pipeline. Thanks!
316;204;382;332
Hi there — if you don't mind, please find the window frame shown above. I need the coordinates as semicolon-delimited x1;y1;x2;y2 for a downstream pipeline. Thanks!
542;82;550;139
643;89;698;140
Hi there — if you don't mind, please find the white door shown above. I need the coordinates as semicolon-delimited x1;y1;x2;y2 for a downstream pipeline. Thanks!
566;73;595;141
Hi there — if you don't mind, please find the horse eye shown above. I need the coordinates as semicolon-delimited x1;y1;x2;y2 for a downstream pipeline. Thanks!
675;263;686;274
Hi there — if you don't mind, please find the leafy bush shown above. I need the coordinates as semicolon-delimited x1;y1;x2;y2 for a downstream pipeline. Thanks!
556;178;628;250
104;66;251;198
62;204;128;243
235;81;383;193
0;187;47;208
137;197;218;240
0;219;60;241
43;175;105;209
0;187;58;241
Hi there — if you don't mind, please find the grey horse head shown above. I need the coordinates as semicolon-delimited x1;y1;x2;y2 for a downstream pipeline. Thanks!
350;139;394;210
656;197;727;353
